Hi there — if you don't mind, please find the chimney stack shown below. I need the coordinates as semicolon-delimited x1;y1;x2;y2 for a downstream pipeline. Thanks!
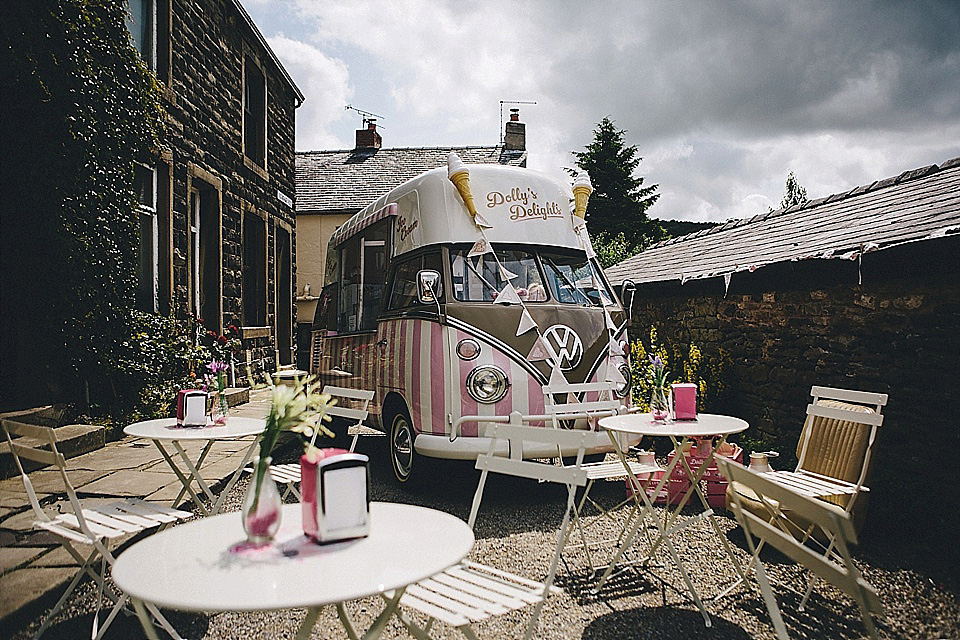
355;118;382;150
504;108;525;151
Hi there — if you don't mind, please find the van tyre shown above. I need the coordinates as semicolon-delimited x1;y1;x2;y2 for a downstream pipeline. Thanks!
389;408;416;484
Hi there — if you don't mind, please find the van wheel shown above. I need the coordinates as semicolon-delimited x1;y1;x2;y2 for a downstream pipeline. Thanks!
389;408;416;484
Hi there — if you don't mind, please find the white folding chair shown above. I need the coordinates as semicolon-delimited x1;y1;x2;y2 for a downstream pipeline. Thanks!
725;386;887;605
267;385;375;500
2;419;190;640
393;422;590;640
719;458;884;640
543;380;661;574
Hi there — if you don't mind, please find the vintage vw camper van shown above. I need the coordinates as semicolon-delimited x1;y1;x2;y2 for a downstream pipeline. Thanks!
311;155;634;483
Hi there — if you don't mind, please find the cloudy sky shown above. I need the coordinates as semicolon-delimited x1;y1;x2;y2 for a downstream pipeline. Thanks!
243;0;960;222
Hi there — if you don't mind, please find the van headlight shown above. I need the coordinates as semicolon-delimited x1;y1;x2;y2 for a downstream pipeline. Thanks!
466;365;509;404
615;364;632;398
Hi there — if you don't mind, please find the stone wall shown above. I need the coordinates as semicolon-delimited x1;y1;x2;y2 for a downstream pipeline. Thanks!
163;0;299;372
626;235;960;561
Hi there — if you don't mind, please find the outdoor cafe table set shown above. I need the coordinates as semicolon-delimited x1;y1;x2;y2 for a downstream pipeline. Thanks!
118;405;474;640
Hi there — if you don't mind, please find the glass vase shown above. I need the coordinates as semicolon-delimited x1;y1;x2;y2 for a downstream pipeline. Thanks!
650;387;670;422
211;391;229;425
242;457;282;546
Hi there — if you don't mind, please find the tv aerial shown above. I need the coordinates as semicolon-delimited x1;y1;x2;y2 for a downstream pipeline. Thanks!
345;104;385;129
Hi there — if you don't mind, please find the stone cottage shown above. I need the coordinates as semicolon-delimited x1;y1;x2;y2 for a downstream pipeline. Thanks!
604;157;960;562
132;0;303;373
293;111;528;368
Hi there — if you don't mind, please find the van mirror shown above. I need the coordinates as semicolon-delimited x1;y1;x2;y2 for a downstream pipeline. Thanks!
621;279;637;321
417;270;441;304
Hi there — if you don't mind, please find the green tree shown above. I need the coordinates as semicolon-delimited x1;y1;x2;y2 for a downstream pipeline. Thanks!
775;170;808;211
1;0;165;410
571;117;663;248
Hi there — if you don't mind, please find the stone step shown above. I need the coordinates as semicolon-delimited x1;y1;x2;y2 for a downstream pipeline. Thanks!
0;423;107;479
223;387;249;407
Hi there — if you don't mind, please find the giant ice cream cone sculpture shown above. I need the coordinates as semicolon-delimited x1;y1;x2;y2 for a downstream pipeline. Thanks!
448;152;479;220
573;171;593;219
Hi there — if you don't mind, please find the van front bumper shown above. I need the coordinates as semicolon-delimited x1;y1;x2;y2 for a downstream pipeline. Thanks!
413;428;641;460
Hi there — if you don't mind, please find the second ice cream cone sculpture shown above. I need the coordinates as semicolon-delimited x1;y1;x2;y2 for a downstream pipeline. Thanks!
447;152;480;220
573;171;593;218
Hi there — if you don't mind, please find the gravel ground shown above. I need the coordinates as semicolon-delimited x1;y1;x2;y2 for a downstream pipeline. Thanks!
7;438;959;640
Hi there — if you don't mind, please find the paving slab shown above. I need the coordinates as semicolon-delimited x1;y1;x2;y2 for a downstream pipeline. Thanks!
67;441;173;472
0;546;46;574
17;468;112;496
78;468;172;498
0;566;76;622
26;546;75;568
0;480;49;509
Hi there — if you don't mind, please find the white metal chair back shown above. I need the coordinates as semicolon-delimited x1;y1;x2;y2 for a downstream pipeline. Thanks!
542;380;658;574
1;418;189;640
719;458;883;639
268;385;375;500
396;423;590;640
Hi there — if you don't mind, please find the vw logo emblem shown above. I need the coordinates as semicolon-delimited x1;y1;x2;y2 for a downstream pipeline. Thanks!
543;324;584;371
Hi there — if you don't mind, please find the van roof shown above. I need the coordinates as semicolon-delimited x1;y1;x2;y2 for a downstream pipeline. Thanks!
330;163;584;256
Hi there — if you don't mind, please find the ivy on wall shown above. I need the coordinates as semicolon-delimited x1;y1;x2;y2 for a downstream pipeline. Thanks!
1;0;165;412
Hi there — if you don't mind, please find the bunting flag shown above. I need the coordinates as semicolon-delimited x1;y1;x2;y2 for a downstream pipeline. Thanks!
723;272;732;297
605;359;627;386
473;212;494;229
516;308;537;336
608;337;625;357
467;237;492;258
548;362;569;387
499;265;519;281
599;290;615;307
576;226;597;259
526;336;553;362
495;282;522;305
603;306;618;332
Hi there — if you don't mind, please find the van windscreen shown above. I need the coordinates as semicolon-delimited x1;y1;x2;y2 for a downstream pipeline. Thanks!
540;252;612;306
450;248;547;303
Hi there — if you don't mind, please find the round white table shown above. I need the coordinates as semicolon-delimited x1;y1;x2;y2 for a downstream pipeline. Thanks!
113;502;475;639
124;417;265;516
596;413;750;627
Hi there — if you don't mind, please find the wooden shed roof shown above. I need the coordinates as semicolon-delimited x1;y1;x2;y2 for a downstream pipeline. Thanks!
605;157;960;288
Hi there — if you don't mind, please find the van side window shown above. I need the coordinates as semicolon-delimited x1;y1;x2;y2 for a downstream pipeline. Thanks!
336;219;391;332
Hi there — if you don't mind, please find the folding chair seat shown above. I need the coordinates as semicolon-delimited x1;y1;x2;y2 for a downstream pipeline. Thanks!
267;385;375;500
543;381;661;573
2;419;190;640
719;458;884;639
393;422;589;640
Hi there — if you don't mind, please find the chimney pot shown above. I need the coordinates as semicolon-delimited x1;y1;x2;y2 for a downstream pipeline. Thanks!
509;108;520;122
355;120;382;150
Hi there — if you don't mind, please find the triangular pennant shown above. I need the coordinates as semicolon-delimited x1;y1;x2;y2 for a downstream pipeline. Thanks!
473;212;494;229
499;265;518;281
723;272;732;297
608;337;625;357
548;363;569;387
516;308;537;336
495;282;522;305
468;237;492;258
526;336;552;362
605;359;627;386
600;290;615;307
577;227;597;259
604;307;618;332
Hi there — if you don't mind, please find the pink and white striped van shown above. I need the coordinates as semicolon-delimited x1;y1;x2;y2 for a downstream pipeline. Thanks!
310;158;634;483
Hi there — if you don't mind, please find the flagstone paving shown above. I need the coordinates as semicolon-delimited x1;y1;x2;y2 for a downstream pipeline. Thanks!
0;389;271;627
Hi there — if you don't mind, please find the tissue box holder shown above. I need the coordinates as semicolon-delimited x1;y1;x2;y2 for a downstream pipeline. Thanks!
672;383;698;421
301;448;370;543
176;389;208;427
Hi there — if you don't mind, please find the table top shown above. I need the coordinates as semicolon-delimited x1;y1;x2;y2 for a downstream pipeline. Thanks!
599;413;749;438
112;502;474;612
124;416;265;441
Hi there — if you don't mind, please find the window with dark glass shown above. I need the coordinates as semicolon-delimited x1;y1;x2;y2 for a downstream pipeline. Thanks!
335;220;392;332
134;164;157;312
243;56;266;166
126;0;155;69
450;247;546;303
242;211;267;325
387;252;443;311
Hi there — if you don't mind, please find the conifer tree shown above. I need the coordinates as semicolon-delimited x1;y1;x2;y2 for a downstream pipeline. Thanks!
571;117;663;246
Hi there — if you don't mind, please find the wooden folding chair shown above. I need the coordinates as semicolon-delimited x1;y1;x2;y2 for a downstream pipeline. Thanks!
719;458;884;639
724;386;887;605
393;422;590;640
543;380;661;575
2;419;190;640
267;385;375;500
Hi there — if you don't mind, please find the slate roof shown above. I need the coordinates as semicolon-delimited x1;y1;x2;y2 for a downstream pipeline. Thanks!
605;156;960;287
296;145;526;214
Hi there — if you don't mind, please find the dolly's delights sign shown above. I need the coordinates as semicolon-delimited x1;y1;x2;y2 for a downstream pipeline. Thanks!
486;187;563;221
